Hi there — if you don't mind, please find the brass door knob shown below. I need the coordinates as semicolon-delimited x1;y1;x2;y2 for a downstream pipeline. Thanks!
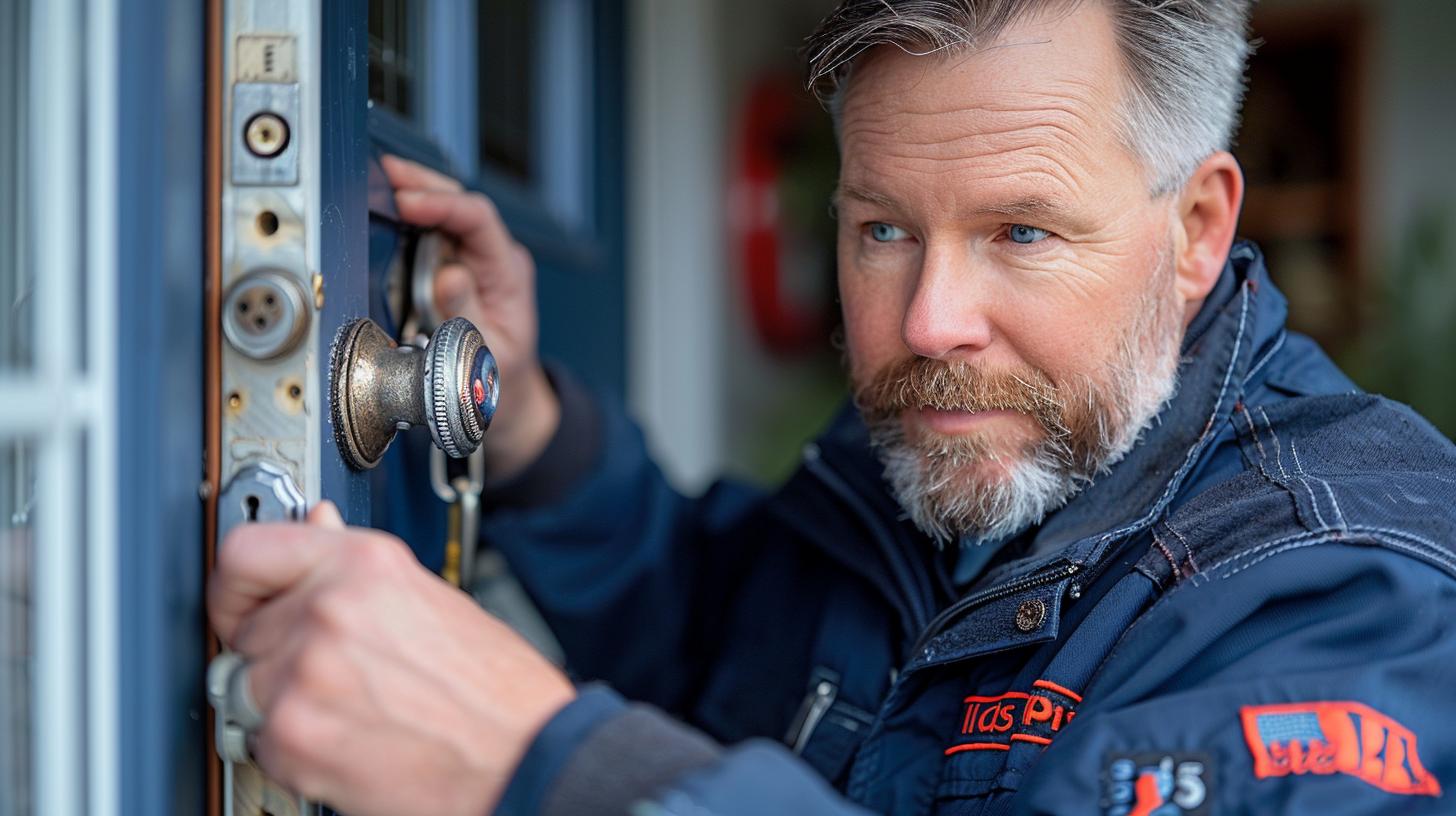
330;316;500;470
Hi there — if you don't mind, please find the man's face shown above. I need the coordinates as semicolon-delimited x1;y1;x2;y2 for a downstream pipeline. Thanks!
837;3;1190;543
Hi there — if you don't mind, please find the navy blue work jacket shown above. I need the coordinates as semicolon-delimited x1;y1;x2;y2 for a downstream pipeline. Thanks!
486;242;1456;815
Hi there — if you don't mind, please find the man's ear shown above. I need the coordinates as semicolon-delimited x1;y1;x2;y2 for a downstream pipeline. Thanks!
1172;151;1244;319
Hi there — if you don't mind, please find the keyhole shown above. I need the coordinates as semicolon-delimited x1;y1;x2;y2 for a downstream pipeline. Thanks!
245;495;260;522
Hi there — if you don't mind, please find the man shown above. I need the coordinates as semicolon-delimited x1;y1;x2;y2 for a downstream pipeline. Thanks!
209;1;1456;813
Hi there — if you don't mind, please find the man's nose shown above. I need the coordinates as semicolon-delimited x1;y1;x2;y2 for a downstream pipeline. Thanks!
900;243;995;360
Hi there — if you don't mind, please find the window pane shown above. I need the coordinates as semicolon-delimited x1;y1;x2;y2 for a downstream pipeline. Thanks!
0;439;34;816
478;0;539;182
0;0;32;374
369;0;418;118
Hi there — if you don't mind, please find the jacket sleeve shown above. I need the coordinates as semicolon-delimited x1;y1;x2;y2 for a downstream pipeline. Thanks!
1012;541;1456;816
495;684;874;816
480;365;767;710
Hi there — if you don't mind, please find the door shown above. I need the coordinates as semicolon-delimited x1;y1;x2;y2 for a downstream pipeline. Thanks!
0;0;626;813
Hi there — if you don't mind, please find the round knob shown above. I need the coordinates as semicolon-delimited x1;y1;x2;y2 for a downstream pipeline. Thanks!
424;317;499;458
329;317;500;471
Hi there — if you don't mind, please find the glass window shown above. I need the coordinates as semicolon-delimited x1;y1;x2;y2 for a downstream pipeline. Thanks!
369;0;419;118
477;0;539;183
1;0;32;374
0;439;33;816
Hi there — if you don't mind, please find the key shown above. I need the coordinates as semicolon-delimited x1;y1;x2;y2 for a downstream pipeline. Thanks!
432;447;484;588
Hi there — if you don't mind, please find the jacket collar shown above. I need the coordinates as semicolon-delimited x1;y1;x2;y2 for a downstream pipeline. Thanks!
1018;241;1284;566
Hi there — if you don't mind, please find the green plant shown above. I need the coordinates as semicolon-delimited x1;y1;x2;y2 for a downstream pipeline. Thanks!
1340;206;1456;439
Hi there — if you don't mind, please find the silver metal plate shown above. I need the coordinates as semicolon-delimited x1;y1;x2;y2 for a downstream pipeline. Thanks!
217;461;306;533
231;82;300;186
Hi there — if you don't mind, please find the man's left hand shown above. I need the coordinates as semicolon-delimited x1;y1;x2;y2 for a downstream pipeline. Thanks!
207;502;576;816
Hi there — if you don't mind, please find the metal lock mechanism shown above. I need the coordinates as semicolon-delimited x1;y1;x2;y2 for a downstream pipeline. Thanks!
330;316;500;470
222;268;311;360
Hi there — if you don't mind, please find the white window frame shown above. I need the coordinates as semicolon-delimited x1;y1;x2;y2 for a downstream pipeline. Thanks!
0;0;120;813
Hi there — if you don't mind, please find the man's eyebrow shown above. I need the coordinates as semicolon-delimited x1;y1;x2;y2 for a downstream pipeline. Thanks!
833;183;901;211
833;185;1068;223
970;197;1063;219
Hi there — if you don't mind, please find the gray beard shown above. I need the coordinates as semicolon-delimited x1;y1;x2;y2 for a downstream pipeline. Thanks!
866;258;1185;546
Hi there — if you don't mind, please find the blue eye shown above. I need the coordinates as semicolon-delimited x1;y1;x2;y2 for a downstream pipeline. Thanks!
1008;224;1050;245
868;222;908;243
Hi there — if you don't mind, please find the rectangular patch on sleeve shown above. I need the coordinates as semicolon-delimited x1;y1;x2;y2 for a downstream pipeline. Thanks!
1240;701;1441;797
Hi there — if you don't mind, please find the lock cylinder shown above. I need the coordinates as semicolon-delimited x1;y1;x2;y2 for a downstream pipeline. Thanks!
222;268;311;359
330;316;499;470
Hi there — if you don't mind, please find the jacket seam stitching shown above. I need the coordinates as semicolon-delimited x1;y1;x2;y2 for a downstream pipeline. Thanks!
1214;533;1456;582
1166;522;1198;574
1290;437;1348;530
1097;527;1456;684
1244;328;1287;384
1083;286;1253;564
1237;404;1286;497
1148;531;1181;585
1261;405;1333;530
1192;526;1456;584
1236;403;1344;535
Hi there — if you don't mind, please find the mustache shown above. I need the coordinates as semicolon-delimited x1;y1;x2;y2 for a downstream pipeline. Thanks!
853;357;1071;434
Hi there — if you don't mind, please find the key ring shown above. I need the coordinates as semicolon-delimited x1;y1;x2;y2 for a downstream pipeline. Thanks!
430;444;484;503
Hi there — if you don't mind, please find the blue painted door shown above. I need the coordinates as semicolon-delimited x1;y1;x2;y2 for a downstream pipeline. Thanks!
362;0;628;568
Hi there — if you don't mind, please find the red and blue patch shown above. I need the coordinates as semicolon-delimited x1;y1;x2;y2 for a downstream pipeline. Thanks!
1241;701;1441;797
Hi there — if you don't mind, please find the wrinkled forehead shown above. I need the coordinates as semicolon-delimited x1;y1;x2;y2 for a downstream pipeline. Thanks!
835;4;1133;179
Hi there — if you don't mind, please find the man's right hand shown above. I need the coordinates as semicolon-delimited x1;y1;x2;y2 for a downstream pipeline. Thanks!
381;154;560;483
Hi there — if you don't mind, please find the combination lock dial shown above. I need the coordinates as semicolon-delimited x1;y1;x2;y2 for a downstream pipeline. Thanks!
330;316;500;470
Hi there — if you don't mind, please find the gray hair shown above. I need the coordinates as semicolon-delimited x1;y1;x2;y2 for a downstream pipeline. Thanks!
804;0;1253;195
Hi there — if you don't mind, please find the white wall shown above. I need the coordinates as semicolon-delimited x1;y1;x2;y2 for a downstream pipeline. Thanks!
627;0;728;491
628;0;843;491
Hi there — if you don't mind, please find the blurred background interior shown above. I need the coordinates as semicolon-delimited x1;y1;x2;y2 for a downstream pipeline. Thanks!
1;0;1454;812
366;0;1456;492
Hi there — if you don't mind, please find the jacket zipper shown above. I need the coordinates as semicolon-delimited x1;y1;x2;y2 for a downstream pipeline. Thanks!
907;560;1081;660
